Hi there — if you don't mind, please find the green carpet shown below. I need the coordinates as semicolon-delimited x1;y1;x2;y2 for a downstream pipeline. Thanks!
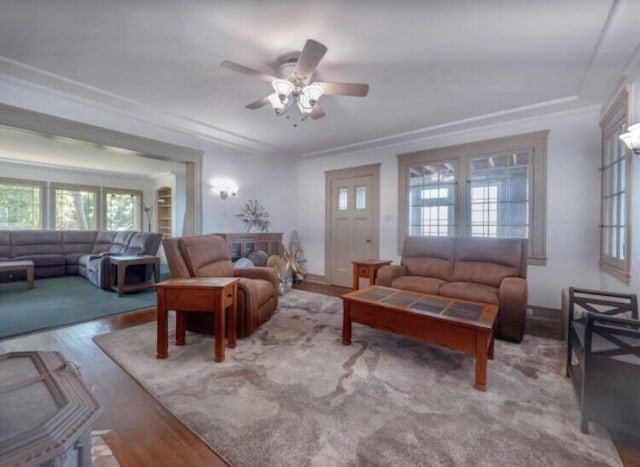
0;275;158;339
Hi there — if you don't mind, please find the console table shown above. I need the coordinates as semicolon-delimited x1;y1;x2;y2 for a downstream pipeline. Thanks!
213;233;283;261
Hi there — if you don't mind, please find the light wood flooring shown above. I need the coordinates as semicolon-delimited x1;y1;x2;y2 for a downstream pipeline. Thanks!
0;282;637;466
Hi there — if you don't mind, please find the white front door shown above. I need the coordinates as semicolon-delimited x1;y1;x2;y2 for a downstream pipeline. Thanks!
326;165;380;287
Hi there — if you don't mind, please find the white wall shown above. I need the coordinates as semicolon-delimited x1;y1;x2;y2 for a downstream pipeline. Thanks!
199;142;298;246
298;106;603;309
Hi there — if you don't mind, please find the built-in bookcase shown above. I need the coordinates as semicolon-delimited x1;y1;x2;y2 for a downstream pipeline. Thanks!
156;187;172;237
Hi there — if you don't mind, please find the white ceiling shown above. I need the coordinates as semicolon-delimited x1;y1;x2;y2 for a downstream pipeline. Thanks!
1;0;639;158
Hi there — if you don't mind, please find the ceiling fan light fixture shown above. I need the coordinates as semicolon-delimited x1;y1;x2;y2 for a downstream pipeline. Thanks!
271;79;294;102
301;84;324;107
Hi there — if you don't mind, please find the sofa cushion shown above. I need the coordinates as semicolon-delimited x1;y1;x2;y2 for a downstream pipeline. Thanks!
451;237;524;287
391;276;445;295
0;231;10;258
438;281;499;305
179;235;233;277
93;231;117;253
401;236;455;280
11;231;63;257
127;232;162;256
108;231;135;254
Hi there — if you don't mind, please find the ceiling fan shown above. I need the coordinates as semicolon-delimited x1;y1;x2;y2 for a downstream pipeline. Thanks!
221;39;369;121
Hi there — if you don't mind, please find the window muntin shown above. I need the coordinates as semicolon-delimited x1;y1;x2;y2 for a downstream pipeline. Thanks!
468;152;529;239
52;184;97;230
398;131;547;264
408;163;456;237
0;179;44;230
105;190;143;231
600;88;631;283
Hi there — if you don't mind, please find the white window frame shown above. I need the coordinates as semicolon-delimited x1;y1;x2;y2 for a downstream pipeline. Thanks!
398;131;548;265
599;87;632;283
103;188;144;231
50;182;99;231
0;177;45;230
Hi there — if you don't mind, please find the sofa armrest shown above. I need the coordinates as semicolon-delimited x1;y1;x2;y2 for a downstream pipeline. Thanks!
234;267;278;286
498;277;528;342
375;265;408;287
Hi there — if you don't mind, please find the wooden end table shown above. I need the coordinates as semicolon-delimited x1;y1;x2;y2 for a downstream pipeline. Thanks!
0;260;34;289
351;259;392;289
156;277;240;363
109;255;160;296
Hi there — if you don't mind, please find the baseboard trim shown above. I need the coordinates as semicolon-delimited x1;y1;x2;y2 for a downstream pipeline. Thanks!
304;273;328;285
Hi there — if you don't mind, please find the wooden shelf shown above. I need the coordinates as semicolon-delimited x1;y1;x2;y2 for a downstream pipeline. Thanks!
156;187;172;237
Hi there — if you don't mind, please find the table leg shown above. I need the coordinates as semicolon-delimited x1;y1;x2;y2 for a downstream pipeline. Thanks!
153;258;160;283
214;292;226;362
228;283;237;349
352;266;359;290
117;264;126;297
26;265;34;289
342;300;352;345
156;289;168;359
474;330;489;391
176;311;186;346
488;331;495;360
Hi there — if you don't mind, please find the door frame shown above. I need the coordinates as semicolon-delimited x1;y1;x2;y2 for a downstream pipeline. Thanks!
325;163;381;286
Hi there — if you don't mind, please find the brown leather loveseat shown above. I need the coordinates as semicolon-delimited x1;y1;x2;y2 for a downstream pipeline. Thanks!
376;236;528;342
163;234;278;338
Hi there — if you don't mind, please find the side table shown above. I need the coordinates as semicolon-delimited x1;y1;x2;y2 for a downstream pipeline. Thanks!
352;259;392;289
156;277;240;363
0;260;34;289
0;351;102;466
109;255;160;297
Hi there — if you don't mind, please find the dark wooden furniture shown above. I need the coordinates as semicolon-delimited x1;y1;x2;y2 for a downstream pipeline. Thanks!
351;259;392;289
0;260;34;289
0;351;102;466
156;277;239;363
109;255;160;296
342;285;498;391
213;233;283;261
566;287;640;436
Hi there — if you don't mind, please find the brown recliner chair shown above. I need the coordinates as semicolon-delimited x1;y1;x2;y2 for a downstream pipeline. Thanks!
162;234;278;338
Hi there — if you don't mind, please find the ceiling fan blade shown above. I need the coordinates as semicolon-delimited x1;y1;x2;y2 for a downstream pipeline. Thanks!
293;39;328;80
245;96;271;109
220;60;279;82
316;81;369;97
310;106;325;120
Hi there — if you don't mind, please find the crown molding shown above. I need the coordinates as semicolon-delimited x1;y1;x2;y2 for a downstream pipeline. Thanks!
0;57;283;156
299;96;590;159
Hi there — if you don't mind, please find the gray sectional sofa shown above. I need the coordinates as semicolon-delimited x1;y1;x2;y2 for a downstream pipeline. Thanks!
0;230;162;289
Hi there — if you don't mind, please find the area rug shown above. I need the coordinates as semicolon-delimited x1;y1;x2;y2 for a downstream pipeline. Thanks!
0;275;158;338
94;290;622;466
91;430;120;467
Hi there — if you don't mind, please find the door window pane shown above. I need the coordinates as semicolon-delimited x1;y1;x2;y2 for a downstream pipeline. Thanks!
355;185;366;210
338;187;348;210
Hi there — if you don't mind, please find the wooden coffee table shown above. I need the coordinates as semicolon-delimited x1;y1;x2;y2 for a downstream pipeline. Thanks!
342;286;498;391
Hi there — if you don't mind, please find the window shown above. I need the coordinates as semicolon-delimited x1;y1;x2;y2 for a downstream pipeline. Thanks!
104;189;143;231
0;178;44;230
398;131;548;264
52;183;97;230
600;88;631;282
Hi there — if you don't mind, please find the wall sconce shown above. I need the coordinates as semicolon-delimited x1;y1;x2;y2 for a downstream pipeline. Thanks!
619;123;640;155
210;178;239;200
